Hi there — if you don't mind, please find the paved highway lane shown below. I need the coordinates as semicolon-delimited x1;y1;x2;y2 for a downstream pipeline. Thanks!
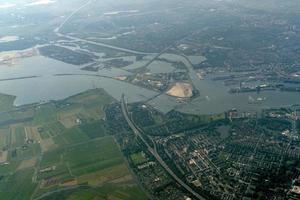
121;94;206;200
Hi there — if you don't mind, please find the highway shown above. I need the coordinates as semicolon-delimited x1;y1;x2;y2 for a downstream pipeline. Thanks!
121;94;206;200
54;0;94;34
54;5;205;198
54;0;156;56
61;34;156;56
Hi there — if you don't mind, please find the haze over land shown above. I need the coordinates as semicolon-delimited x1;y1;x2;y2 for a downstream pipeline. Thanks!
0;0;300;200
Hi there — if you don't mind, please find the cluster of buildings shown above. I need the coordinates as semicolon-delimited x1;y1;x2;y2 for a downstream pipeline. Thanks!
151;113;300;199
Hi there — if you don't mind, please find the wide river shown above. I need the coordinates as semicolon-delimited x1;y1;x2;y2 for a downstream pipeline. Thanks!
0;56;157;105
1;55;300;115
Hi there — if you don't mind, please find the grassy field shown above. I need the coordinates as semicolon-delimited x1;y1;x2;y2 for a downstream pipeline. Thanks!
10;125;26;148
0;160;21;174
57;107;82;128
0;93;15;112
130;152;148;165
56;89;115;127
66;89;114;107
0;168;37;200
37;137;128;184
79;120;107;139
0;127;9;149
77;163;131;185
64;137;123;176
0;106;34;126
33;104;58;124
0;89;146;199
39;184;147;200
15;143;41;159
40;148;65;168
52;127;90;146
39;121;66;138
35;136;145;199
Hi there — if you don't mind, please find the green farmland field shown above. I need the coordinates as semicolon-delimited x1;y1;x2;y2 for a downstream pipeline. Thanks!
0;89;146;199
0;168;37;200
0;93;15;112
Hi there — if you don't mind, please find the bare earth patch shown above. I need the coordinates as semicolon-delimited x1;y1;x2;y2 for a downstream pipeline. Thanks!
109;174;133;184
17;157;37;170
0;151;8;163
58;108;82;128
58;115;79;128
114;76;127;81
25;126;42;142
78;164;132;186
60;179;78;187
40;138;57;152
166;82;193;98
0;48;37;65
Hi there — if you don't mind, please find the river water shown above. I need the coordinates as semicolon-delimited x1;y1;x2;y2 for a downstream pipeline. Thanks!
0;55;300;114
148;54;300;114
0;56;157;105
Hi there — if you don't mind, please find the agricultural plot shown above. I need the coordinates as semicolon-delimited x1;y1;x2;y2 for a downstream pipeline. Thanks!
40;138;57;153
10;125;25;148
0;89;146;199
58;90;113;127
79;120;107;139
0;107;34;126
25;126;42;142
52;127;89;146
39;136;122;172
58;90;113;128
51;120;108;147
80;106;106;122
0;168;37;200
33;104;58;124
0;127;9;149
15;143;41;160
0;151;8;164
66;89;114;107
0;93;15;112
57;107;82;128
38;121;65;138
58;105;104;128
77;163;132;186
38;163;70;182
17;157;37;170
35;136;136;197
64;136;123;176
0;160;21;175
39;184;147;200
40;148;65;168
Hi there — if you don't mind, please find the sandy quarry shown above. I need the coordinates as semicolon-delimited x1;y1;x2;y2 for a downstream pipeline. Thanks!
166;82;193;98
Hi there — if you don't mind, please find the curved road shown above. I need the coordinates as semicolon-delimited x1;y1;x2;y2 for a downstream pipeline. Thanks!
54;0;156;56
34;1;207;199
121;94;206;200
